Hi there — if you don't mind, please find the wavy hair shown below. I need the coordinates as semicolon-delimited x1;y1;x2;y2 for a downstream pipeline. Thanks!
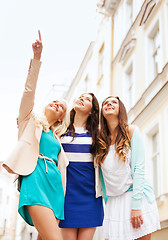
96;96;130;166
64;93;99;156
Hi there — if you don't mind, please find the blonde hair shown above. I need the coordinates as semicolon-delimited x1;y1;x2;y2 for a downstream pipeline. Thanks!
51;99;70;137
35;99;70;138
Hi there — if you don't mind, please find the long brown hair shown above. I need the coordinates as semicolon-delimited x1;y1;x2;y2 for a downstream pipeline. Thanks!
64;93;99;156
96;96;130;166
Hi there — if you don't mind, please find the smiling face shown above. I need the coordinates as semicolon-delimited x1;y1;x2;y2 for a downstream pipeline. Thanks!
74;93;93;115
102;97;119;119
44;100;66;123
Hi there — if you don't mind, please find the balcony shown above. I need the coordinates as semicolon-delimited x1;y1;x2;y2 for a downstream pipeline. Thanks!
97;0;119;16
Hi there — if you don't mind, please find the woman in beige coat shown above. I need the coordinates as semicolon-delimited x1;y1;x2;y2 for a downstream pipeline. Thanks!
3;31;69;240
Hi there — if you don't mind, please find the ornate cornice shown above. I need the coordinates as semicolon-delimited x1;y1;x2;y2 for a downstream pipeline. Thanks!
128;63;168;125
119;38;136;64
97;0;120;16
140;0;160;26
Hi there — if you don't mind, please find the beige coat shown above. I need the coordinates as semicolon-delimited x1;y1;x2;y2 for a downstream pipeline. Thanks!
2;59;69;193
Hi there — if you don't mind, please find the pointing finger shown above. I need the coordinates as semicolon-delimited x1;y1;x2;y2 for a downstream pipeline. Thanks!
38;30;42;41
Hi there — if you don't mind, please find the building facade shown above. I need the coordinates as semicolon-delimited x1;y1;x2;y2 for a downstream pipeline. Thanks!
0;163;18;240
0;163;38;240
1;1;168;239
65;0;168;239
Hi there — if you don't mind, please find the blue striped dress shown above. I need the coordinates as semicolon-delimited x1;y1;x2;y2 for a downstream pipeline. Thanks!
59;127;104;228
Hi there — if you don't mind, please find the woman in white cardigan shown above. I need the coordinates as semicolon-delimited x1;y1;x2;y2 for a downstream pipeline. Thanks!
96;96;160;240
3;31;70;240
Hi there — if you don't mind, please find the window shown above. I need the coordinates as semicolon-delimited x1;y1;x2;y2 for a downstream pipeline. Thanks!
165;0;168;61
145;124;161;198
113;6;124;57
98;44;104;84
125;0;133;33
146;22;162;84
165;107;168;192
151;132;160;197
152;28;160;76
123;63;133;111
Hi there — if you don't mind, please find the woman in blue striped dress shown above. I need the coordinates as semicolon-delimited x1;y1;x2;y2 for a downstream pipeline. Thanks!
59;93;104;240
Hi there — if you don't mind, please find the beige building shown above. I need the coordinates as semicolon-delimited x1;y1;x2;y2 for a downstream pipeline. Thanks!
0;163;38;240
0;163;18;240
65;0;168;239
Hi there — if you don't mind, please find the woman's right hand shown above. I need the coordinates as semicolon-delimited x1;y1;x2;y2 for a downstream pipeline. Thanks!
131;209;143;228
32;30;43;61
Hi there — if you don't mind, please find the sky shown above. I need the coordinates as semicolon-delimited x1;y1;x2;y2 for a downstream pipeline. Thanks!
0;0;98;161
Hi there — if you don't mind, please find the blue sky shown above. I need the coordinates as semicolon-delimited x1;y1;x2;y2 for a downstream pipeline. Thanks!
0;0;97;161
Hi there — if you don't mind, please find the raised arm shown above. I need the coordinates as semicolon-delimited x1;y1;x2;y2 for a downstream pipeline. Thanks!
18;31;43;134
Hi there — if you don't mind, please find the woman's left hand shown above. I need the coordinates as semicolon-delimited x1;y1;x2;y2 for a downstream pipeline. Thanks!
131;209;143;228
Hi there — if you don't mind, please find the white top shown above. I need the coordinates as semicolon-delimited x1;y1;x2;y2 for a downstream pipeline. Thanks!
60;127;93;162
101;145;133;196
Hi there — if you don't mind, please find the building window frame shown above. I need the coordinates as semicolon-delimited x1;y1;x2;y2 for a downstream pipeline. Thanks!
124;0;134;35
97;43;104;86
122;56;135;112
164;106;168;192
144;117;162;198
145;16;163;87
164;0;168;62
113;5;124;58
